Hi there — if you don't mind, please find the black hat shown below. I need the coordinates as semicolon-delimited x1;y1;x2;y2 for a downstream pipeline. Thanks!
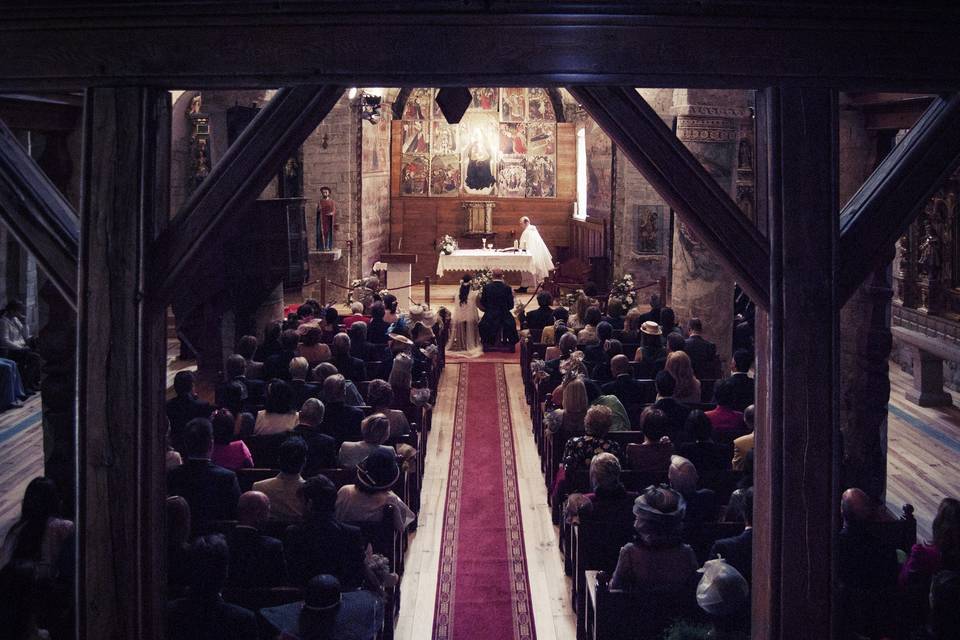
356;448;400;491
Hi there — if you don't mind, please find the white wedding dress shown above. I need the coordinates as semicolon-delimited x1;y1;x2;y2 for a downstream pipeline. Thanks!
448;289;483;357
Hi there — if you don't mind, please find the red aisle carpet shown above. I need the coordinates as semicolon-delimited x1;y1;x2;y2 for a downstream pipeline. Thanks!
432;363;536;640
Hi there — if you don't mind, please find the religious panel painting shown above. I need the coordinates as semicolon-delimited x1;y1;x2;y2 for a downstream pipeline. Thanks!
403;88;433;120
460;113;498;196
499;88;526;123
525;155;555;198
585;118;613;218
497;156;527;197
469;88;498;111
633;204;669;255
499;123;527;156
401;119;430;154
526;122;556;156
400;154;429;196
430;155;461;197
431;121;460;156
361;117;391;174
526;88;556;121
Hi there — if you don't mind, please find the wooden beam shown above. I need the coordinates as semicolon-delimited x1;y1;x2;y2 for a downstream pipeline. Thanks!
149;85;343;304
754;87;839;640
0;118;78;307
837;94;960;303
77;87;170;640
568;85;770;308
1;4;960;90
392;87;412;120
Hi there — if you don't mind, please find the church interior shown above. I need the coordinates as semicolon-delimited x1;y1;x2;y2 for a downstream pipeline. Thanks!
1;3;960;640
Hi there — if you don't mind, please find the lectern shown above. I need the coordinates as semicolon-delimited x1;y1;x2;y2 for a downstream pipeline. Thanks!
381;253;418;311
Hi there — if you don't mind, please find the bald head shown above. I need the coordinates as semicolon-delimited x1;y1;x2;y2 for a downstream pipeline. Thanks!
332;332;351;356
559;332;578;355
237;491;271;528
610;354;630;377
841;488;875;525
744;404;755;429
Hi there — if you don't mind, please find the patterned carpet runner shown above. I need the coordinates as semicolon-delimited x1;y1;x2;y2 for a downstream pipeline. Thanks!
432;363;536;640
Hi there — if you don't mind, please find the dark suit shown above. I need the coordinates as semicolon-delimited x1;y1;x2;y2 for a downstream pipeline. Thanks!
215;376;266;409
367;318;391;344
478;280;518;346
332;353;368;383
291;424;340;476
684;334;718;378
166;597;257;640
524;306;555;342
284;516;367;589
167;459;240;525
263;348;297;381
682;488;720;530
677;440;731;476
288;379;322;408
725;372;756;412
637;307;662;325
710;527;753;583
322;401;364;444
165;394;214;451
227;525;285;589
654;397;692;443
602;374;654;406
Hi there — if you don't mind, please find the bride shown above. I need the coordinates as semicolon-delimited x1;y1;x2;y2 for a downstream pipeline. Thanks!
448;273;483;357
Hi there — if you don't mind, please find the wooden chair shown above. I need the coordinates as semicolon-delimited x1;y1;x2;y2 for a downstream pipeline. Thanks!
571;519;634;635
583;570;703;640
346;503;405;576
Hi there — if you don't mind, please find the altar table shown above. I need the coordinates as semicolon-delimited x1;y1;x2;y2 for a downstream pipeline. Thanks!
436;249;534;277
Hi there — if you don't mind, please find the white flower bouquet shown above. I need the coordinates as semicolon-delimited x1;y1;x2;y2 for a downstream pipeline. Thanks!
438;234;458;256
609;274;637;309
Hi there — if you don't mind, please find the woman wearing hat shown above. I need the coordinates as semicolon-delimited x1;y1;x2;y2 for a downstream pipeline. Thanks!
609;485;699;592
633;320;667;379
335;449;415;533
260;574;383;640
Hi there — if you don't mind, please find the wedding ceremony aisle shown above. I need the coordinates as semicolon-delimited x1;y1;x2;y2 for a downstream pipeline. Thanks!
432;362;536;640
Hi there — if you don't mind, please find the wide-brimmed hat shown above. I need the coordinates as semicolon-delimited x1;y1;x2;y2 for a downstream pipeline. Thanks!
632;485;686;545
388;333;413;346
640;321;662;336
259;575;383;637
357;448;400;491
697;558;749;616
408;304;436;328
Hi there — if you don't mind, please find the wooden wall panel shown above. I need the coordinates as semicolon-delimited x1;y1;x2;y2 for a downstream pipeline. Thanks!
389;121;576;283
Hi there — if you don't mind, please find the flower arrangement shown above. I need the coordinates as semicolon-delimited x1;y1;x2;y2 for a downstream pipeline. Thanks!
608;274;636;309
438;234;458;256
559;289;583;310
470;268;492;291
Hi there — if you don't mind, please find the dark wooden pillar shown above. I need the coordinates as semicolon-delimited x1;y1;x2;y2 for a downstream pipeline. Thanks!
754;87;839;640
77;87;170;640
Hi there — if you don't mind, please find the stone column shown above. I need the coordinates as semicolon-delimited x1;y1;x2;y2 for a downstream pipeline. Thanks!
669;90;752;362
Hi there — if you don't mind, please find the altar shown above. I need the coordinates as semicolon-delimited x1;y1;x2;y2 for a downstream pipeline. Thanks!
436;248;534;277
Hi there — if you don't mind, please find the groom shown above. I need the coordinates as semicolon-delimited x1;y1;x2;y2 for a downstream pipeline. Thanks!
478;269;519;351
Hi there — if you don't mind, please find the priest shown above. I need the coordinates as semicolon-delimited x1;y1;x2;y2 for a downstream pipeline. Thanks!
478;269;519;351
517;216;554;293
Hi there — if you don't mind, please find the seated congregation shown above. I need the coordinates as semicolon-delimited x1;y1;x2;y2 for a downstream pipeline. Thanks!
2;287;957;640
519;286;959;640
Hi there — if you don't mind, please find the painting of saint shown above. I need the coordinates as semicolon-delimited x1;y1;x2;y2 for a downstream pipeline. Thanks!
499;123;526;156
525;155;555;198
403;89;432;120
430;155;461;196
635;207;660;254
469;88;498;111
402;120;429;154
497;157;527;197
400;155;429;196
500;88;525;123
432;121;459;155
526;88;556;121
526;122;556;156
586;118;613;217
362;117;390;174
460;114;498;195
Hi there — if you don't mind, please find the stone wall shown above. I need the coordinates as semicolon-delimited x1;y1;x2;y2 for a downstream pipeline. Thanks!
610;88;673;302
301;93;360;290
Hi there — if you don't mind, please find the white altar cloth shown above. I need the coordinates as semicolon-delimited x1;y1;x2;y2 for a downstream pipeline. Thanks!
436;249;534;277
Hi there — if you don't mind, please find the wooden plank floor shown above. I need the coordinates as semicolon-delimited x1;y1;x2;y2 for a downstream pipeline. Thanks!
887;363;960;542
0;395;45;543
